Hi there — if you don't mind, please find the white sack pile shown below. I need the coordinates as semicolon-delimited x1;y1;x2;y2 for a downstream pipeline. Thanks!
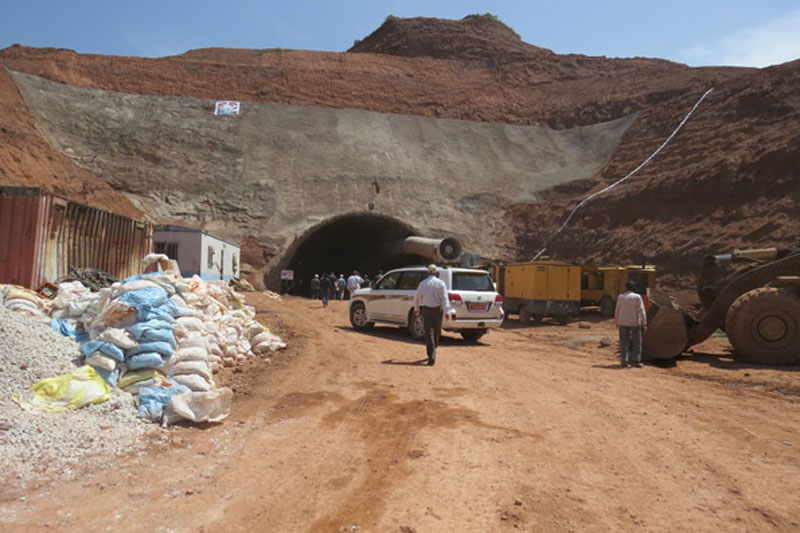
0;284;48;317
5;253;285;426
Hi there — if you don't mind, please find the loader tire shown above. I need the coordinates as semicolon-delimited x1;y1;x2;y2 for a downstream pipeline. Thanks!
600;296;615;318
725;288;800;365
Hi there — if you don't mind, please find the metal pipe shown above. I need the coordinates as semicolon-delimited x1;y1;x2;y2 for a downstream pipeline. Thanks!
732;248;779;260
385;236;463;263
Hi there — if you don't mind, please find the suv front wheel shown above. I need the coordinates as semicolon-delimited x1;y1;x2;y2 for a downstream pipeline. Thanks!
408;310;425;340
350;302;375;331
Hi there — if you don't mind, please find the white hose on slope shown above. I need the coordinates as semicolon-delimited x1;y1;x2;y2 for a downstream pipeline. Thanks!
532;87;715;261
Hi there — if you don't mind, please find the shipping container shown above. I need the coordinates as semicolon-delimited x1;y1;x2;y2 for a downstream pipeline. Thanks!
0;187;152;288
498;261;581;325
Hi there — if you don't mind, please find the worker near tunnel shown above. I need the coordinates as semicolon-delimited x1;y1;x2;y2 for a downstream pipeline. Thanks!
310;274;320;299
319;272;332;307
346;270;364;300
614;280;648;368
414;264;453;366
336;274;346;300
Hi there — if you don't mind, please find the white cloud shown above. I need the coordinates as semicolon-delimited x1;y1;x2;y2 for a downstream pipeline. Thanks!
678;9;800;67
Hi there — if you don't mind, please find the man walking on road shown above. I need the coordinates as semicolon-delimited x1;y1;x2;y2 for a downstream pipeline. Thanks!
414;264;453;366
615;280;648;367
319;273;332;307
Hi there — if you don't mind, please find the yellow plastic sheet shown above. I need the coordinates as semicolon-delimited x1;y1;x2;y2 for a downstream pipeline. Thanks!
117;368;166;390
14;365;111;412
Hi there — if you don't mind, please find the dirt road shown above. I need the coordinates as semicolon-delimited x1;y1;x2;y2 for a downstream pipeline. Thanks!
2;294;799;532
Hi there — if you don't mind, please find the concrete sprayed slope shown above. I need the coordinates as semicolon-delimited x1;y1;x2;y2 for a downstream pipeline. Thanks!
12;70;634;267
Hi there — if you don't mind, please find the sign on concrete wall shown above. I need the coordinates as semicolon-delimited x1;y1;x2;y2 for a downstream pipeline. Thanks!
214;101;240;116
281;270;294;280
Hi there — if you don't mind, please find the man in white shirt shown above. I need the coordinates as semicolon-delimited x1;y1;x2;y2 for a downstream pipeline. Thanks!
346;271;364;300
614;280;648;367
414;264;453;366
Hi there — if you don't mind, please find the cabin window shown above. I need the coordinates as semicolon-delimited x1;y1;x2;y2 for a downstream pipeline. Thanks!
155;242;178;260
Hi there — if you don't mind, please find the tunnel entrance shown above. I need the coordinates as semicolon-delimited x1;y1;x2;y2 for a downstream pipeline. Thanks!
276;213;432;295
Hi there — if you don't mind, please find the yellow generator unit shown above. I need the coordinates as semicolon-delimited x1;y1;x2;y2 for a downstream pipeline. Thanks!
499;261;581;325
581;265;656;317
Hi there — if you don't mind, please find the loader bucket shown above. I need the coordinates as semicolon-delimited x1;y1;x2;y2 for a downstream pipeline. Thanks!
643;290;691;360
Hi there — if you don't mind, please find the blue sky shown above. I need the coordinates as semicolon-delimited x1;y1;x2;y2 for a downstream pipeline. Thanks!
2;1;799;67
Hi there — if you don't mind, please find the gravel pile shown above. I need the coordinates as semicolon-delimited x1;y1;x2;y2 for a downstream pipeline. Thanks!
0;305;156;487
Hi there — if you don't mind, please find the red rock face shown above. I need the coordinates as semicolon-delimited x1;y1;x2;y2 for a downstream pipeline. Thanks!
0;15;798;293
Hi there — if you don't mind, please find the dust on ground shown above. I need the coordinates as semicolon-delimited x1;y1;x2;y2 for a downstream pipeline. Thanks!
0;294;797;532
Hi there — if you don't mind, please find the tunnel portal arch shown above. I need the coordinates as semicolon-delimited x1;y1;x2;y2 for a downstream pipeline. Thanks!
270;213;435;294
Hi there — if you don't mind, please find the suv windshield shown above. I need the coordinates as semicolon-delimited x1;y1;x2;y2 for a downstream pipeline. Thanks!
452;272;494;291
374;272;401;290
397;271;426;290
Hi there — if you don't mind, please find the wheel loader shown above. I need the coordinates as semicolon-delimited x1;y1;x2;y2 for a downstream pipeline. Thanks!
643;247;800;365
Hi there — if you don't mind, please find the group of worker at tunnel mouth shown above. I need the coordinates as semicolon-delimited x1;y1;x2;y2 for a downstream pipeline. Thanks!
277;238;461;300
268;212;453;296
281;269;384;301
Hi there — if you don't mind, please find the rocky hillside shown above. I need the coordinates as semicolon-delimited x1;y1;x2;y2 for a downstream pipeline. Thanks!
507;58;800;297
1;15;797;294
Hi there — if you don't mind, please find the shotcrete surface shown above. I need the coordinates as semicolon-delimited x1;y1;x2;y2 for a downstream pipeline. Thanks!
12;70;634;270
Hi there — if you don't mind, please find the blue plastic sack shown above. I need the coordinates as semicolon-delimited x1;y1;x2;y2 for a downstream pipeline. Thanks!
116;288;183;321
126;352;165;370
51;318;77;338
136;383;190;421
159;298;184;318
121;273;151;284
121;272;166;284
117;287;168;307
94;365;121;387
126;341;174;357
136;307;177;323
80;340;125;362
126;320;176;348
50;318;89;342
140;329;177;348
127;319;174;339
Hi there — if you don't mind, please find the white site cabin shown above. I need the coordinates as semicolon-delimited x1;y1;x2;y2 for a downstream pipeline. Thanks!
153;225;240;281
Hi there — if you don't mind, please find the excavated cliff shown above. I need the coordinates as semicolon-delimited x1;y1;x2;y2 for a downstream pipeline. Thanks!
0;15;797;292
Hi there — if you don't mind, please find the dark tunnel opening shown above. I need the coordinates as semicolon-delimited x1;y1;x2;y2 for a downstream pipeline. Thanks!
276;214;433;295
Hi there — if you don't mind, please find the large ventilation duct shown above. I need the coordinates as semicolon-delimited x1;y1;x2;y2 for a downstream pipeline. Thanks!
385;236;463;263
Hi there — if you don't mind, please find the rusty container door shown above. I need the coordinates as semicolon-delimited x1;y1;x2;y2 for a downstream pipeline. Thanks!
3;187;153;287
55;202;152;281
42;197;67;284
0;187;48;288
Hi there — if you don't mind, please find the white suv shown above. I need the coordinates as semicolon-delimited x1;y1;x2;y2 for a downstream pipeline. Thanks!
349;265;504;342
